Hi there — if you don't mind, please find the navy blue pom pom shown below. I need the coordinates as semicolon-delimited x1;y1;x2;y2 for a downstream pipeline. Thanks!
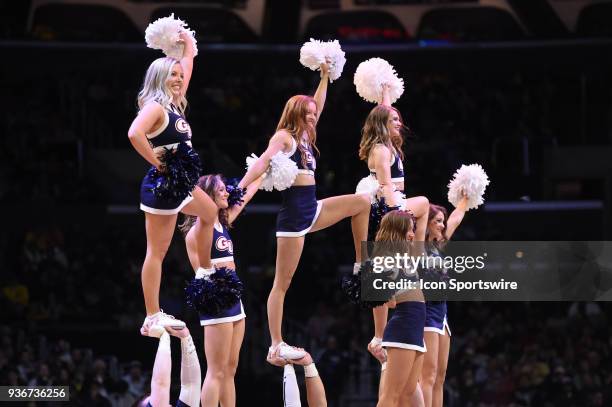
368;197;400;241
185;267;244;315
226;185;246;208
151;142;202;202
341;263;389;309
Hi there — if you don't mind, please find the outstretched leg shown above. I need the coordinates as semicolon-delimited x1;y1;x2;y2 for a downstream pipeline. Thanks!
310;193;371;262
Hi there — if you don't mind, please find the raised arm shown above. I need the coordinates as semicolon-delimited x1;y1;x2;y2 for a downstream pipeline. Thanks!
445;194;469;240
227;175;264;224
178;31;195;95
178;331;201;407
380;83;392;107
313;61;330;122
237;130;290;189
149;331;172;407
373;145;399;207
128;102;164;169
293;353;327;407
304;373;327;407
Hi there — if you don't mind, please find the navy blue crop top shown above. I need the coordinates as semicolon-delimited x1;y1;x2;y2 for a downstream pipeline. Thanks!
390;152;404;182
211;222;234;264
146;104;192;153
287;137;316;175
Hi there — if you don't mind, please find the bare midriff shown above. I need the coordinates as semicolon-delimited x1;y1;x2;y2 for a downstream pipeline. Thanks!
293;173;316;187
394;287;425;304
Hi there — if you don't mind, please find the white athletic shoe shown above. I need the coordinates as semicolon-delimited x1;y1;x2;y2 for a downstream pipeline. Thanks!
147;324;166;338
142;310;186;331
269;342;306;360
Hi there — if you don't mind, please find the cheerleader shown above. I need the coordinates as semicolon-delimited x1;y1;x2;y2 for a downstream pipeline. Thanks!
373;210;426;407
420;196;468;407
238;62;371;359
137;325;201;407
128;31;217;331
180;174;262;407
361;85;429;380
358;83;429;240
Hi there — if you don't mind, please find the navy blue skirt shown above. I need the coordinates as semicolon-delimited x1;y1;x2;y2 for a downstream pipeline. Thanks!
199;268;246;326
424;301;451;336
276;185;322;237
140;166;195;215
382;301;427;352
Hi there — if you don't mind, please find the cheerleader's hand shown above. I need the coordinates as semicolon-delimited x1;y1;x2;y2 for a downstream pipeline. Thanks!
367;337;387;364
177;30;189;44
320;58;330;77
166;326;189;338
266;348;288;367
386;298;397;309
155;160;166;173
457;187;470;211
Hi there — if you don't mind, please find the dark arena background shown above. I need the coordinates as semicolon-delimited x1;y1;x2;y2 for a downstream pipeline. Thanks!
2;0;612;406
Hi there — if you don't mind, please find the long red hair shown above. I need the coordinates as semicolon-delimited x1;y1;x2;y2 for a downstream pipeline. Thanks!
276;95;320;167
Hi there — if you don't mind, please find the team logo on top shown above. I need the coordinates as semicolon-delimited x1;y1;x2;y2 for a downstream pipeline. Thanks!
215;236;233;255
175;118;191;134
304;150;316;170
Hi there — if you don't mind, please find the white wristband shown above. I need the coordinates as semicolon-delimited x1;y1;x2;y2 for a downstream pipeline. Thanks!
195;267;215;279
370;337;383;347
303;363;318;378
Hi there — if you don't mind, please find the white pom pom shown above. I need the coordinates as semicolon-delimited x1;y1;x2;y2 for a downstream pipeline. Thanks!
356;175;380;203
245;152;298;192
299;38;346;83
269;152;299;191
353;58;404;104
447;164;490;210
145;13;198;59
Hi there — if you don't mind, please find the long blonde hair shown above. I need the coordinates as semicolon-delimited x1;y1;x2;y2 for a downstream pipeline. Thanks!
359;105;405;162
276;95;320;167
137;57;188;116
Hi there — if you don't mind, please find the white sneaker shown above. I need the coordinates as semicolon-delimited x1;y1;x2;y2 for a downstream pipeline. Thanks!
269;342;306;360
143;311;186;331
